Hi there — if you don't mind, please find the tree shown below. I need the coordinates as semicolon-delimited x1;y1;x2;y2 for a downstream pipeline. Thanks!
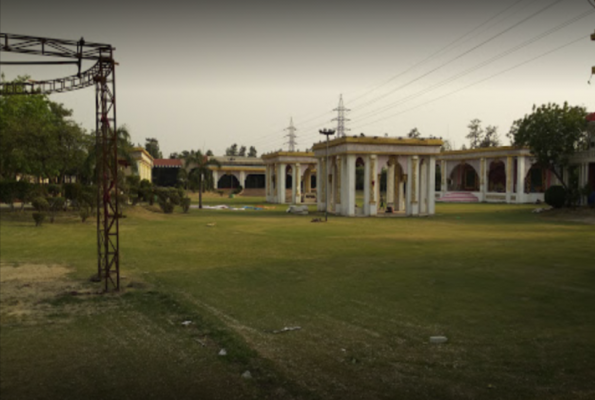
225;144;238;156
206;149;214;156
145;137;163;159
440;139;452;152
248;146;258;158
478;125;501;148
0;76;92;182
84;125;136;184
466;119;483;149
238;146;247;157
184;150;221;209
407;128;421;138
508;102;588;190
465;119;501;149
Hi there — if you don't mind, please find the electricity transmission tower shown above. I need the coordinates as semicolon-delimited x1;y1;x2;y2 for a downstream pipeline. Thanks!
332;94;351;137
284;117;297;151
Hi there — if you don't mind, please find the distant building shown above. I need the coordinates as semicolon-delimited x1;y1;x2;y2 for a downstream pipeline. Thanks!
126;147;154;182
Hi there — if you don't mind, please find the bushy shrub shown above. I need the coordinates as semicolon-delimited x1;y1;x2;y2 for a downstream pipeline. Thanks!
48;197;65;211
46;196;65;223
159;200;175;214
79;206;92;223
181;197;191;213
177;187;185;201
46;183;61;197
79;186;97;210
232;185;243;195
544;185;566;208
64;183;82;202
139;187;154;205
32;212;46;226
32;196;49;211
168;188;181;206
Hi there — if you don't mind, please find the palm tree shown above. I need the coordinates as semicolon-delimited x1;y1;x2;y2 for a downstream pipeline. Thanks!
83;124;137;183
184;150;221;209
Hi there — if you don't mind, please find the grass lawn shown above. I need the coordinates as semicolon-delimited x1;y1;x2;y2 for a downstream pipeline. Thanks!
1;200;594;399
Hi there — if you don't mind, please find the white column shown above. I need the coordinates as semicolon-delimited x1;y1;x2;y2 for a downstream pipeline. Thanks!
370;155;378;215
239;171;246;189
317;159;324;211
409;156;420;216
296;163;302;203
343;154;356;216
386;160;395;210
479;157;487;202
440;159;447;193
271;163;277;203
420;158;428;215
393;159;405;211
363;155;371;216
264;165;269;200
429;156;436;215
516;156;525;204
293;163;301;204
506;156;513;203
277;163;286;204
213;170;219;189
334;156;341;212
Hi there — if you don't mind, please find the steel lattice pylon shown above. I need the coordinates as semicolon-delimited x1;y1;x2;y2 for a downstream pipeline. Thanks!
1;33;120;291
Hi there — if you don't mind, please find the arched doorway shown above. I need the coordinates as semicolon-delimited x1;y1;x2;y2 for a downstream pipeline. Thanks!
285;165;293;189
217;174;240;189
245;174;265;189
488;161;506;192
525;164;546;193
450;163;479;191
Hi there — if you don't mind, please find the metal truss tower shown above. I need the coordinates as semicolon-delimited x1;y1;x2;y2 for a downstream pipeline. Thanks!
332;94;351;138
1;33;120;291
284;117;298;152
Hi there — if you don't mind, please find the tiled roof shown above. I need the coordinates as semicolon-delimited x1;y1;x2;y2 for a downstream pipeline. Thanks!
153;158;183;168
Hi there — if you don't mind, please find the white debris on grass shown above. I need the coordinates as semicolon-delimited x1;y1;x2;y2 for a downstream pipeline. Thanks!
532;207;553;214
241;370;252;379
430;336;448;344
218;349;227;356
181;321;192;326
286;205;309;215
271;326;301;334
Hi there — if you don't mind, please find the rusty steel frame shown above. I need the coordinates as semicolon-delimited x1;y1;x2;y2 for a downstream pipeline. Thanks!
1;33;120;291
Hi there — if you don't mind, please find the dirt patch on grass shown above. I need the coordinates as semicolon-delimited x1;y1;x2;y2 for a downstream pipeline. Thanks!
539;207;595;224
0;263;102;325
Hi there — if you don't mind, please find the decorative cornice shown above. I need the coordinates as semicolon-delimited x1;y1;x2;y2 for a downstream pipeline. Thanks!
311;136;443;151
261;151;315;160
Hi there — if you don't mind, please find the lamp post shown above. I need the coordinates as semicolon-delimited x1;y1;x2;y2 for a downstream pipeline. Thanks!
319;128;336;221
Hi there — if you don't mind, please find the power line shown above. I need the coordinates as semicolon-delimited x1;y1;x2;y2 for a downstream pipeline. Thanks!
345;0;529;107
350;35;586;132
351;8;595;124
349;0;564;114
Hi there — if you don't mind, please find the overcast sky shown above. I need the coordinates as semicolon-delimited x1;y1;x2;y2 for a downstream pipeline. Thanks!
1;0;594;157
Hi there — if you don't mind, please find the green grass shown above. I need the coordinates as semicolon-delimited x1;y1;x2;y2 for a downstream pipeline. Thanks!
1;201;594;399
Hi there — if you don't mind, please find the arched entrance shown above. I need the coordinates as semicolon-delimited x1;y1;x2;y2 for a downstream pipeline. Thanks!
450;163;479;191
525;164;546;193
245;174;265;189
218;174;240;189
488;161;506;192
